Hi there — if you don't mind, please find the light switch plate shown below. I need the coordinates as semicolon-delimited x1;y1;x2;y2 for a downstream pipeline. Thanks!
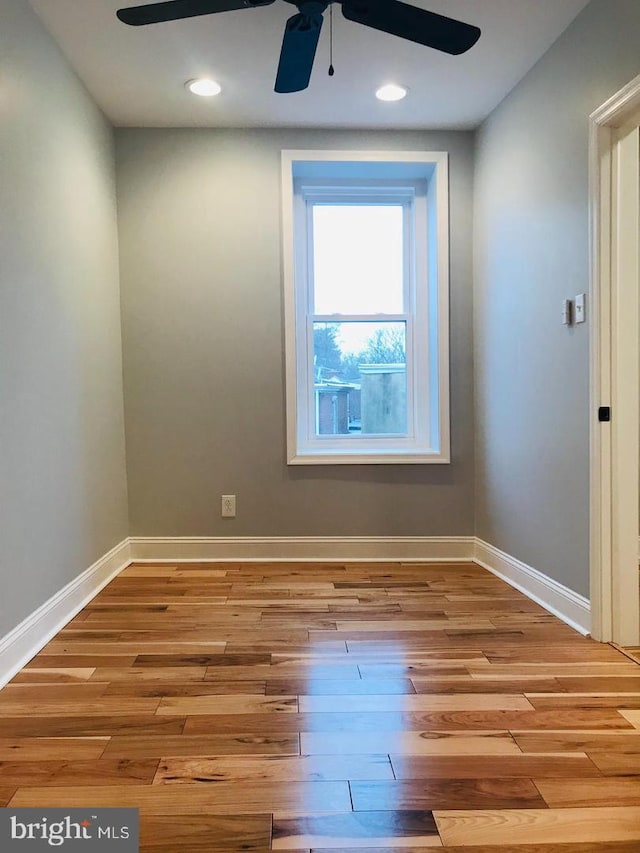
575;293;586;324
562;299;573;326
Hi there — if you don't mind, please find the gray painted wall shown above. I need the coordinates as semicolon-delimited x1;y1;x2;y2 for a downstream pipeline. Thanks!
0;0;128;636
474;0;640;597
116;129;474;536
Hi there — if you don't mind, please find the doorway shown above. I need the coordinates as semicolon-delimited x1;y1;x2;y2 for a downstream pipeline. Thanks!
590;75;640;645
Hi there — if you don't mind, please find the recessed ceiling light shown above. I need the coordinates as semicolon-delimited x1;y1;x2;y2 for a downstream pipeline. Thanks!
376;84;407;102
186;78;222;97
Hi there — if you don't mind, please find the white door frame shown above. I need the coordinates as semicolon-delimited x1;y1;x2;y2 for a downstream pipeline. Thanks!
590;74;640;644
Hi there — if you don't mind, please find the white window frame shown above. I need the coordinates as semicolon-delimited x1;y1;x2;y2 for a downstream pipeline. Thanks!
281;150;450;465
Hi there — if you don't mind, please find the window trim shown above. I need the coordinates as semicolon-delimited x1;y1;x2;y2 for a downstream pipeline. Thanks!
281;150;450;465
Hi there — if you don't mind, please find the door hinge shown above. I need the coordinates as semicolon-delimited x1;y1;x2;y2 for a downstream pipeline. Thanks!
598;406;611;422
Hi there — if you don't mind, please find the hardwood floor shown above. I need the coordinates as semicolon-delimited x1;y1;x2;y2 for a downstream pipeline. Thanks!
3;560;640;850
620;646;640;666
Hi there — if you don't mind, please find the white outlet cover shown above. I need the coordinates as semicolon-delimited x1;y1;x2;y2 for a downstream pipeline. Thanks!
575;293;586;324
221;494;236;517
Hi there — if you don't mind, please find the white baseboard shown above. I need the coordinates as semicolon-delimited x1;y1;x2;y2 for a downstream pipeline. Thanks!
0;539;131;689
128;535;476;563
128;536;592;635
0;534;595;690
474;538;591;636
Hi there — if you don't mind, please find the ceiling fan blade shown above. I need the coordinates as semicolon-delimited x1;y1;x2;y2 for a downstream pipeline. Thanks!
340;0;480;55
274;10;324;93
117;0;274;26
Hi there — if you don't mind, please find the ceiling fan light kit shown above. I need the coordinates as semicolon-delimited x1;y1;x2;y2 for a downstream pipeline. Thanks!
117;0;481;93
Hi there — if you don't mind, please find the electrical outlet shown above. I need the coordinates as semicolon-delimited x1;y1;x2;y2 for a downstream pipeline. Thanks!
221;494;236;518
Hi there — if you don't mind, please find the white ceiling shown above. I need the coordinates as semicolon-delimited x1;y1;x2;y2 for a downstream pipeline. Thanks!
30;0;590;129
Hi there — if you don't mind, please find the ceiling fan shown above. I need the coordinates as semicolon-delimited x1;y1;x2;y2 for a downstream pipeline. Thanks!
116;0;481;94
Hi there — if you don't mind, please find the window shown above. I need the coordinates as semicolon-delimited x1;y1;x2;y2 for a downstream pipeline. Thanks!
281;151;450;464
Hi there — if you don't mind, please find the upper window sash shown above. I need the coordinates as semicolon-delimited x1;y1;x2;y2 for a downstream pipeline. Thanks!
297;183;421;320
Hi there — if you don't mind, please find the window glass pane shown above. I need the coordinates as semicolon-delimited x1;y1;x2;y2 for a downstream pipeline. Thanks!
312;205;404;314
313;321;407;436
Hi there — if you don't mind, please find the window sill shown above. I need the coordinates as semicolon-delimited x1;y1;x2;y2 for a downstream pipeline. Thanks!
287;450;451;465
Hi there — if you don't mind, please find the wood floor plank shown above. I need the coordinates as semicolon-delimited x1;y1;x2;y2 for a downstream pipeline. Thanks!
301;731;520;756
205;664;361;680
326;605;404;615
272;811;442;849
10;668;96;683
106;680;267;697
0;716;186;737
619;710;640;728
390;754;602;779
0;758;159;787
535;778;640;807
555;677;640;692
350;779;546;810
320;632;495;643
0;788;16;807
451;709;637;730
358;662;487;679
469;664;640;677
433;807;640;846
88;615;267;629
157;695;297;715
588;752;640;775
10;780;352;815
104;733;299;758
230;598;358;608
0;737;109;760
438;600;545;614
526;694;640;710
513;731;640;753
482;646;624;663
411;677;561;694
305;845;640;853
0;698;160;716
357;650;487;664
412;845;640;853
332;620;496;632
122;567;228;577
0;683;109;701
154;754;393;784
245;582;336;590
341;641;478;653
91;666;207;681
87;597;228;606
25;655;138;668
42;642;229;655
225;642;348;654
298;695;534;713
266;679;416;696
136;654;272;667
619;647;640;671
115;625;268;640
139;814;272;851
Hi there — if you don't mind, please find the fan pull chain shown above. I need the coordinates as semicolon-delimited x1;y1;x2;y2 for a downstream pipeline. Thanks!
328;3;335;76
